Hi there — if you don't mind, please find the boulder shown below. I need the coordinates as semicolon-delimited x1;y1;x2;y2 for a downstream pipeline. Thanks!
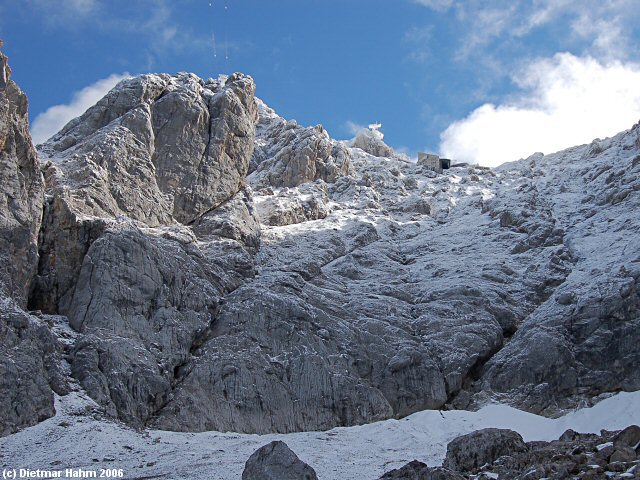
242;441;318;480
613;425;640;449
443;428;528;473
379;461;464;480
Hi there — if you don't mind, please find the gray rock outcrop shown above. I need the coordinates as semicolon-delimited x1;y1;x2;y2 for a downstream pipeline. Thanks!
31;72;257;313
473;133;640;414
28;72;261;428
254;181;329;226
0;46;65;437
350;126;394;158
0;47;44;306
242;441;318;480
440;426;640;479
249;100;351;188
0;299;67;436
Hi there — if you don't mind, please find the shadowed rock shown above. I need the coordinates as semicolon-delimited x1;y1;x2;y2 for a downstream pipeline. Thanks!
443;428;528;473
378;460;464;480
0;47;44;306
242;441;318;480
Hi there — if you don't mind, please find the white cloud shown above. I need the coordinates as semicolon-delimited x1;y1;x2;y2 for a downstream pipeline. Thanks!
344;120;366;136
25;0;98;26
412;0;639;65
22;0;209;62
413;0;454;11
439;53;640;167
31;73;130;144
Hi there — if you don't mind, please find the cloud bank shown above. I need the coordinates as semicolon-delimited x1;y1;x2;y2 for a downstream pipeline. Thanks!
439;54;640;167
31;73;130;145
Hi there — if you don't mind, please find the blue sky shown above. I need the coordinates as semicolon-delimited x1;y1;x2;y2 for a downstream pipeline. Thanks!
2;0;640;166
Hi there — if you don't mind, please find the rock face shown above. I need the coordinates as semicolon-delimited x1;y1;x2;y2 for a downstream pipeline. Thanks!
0;48;44;306
473;132;640;414
1;52;639;439
242;441;318;480
249;100;351;188
254;182;329;226
31;72;257;313
350;125;394;158
0;299;67;436
0;47;65;437
28;72;261;429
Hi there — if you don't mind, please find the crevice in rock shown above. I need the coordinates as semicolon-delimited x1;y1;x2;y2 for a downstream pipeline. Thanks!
27;196;106;316
144;304;222;425
27;197;50;312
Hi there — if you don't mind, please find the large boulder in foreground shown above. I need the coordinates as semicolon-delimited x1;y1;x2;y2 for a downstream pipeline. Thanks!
242;441;318;480
443;428;528;473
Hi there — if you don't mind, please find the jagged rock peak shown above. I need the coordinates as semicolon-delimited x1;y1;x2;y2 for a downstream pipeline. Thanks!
249;98;351;188
349;123;395;158
39;71;258;226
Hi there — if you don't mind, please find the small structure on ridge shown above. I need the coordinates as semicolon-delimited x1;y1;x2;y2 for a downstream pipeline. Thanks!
418;152;451;174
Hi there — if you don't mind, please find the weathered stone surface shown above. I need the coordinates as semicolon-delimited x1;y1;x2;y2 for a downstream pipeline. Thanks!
67;227;236;426
249;100;350;188
242;441;318;480
379;461;464;480
0;298;67;437
39;72;257;226
191;188;261;251
614;425;640;448
254;181;329;226
0;46;65;437
350;126;394;158
443;428;528;473
379;460;430;480
32;72;258;313
0;48;44;306
22;71;261;429
442;426;640;479
151;280;403;433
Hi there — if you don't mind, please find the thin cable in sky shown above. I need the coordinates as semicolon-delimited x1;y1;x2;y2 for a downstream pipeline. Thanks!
209;1;217;64
224;0;229;61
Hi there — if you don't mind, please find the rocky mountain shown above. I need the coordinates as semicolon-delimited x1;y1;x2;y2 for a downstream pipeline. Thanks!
0;43;639;444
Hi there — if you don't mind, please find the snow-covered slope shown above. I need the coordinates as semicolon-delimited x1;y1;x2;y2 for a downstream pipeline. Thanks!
1;390;638;480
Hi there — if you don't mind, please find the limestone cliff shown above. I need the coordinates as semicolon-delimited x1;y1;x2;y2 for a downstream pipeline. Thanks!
0;52;638;437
